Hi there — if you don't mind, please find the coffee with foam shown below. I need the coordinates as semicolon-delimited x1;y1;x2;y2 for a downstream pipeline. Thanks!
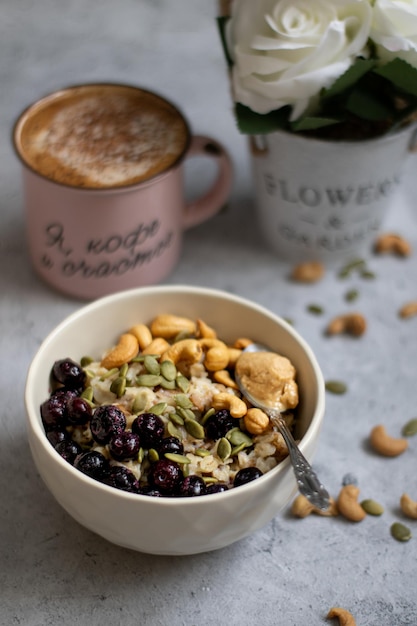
14;85;190;189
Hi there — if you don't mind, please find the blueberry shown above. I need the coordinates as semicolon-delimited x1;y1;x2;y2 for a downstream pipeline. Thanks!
52;358;86;390
157;436;184;457
46;430;68;447
55;439;82;464
179;475;207;497
40;389;77;431
148;459;183;495
233;467;263;487
66;396;92;426
131;412;164;449
205;409;235;440
206;483;229;494
138;486;163;497
74;450;109;480
105;466;139;493
108;431;141;461
90;405;126;445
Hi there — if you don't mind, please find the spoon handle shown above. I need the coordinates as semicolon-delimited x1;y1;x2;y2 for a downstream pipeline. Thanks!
269;413;330;511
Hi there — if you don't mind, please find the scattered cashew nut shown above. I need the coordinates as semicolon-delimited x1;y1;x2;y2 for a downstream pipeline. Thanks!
337;484;366;522
199;338;230;372
374;232;412;257
212;392;247;418
213;369;239;390
398;301;417;319
326;313;366;337
290;260;325;283
100;333;139;369
244;407;270;435
161;339;202;367
291;493;339;518
150;314;196;339
141;336;170;356
327;607;356;626
196;318;217;339
400;493;417;519
369;424;408;457
129;324;153;350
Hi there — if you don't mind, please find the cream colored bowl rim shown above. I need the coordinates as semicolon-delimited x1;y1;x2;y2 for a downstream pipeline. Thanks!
25;284;325;507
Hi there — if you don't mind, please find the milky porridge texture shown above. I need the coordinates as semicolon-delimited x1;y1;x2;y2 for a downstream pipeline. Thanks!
17;85;189;188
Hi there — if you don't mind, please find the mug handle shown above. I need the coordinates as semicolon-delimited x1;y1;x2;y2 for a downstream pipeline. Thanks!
183;135;233;229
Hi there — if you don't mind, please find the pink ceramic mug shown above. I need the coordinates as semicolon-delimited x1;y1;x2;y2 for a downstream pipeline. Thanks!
13;84;233;300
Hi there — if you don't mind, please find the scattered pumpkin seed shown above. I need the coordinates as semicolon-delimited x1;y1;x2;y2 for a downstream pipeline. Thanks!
143;355;160;375
167;421;182;439
176;373;190;393
169;412;185;426
119;363;129;378
110;376;126;398
217;437;232;461
173;330;192;343
203;476;219;484
338;258;366;278
195;449;211;458
201;407;216;425
345;288;359;302
160;360;177;381
148;448;159;463
391;522;412;542
307;304;324;315
132;391;149;413
177;407;196;422
136;374;163;387
402;418;417;437
100;367;119;380
137;448;145;463
230;442;248;456
159;378;177;390
80;386;94;402
131;354;159;362
325;380;348;395
361;269;376;280
360;499;384;516
164;453;191;465
184;419;205;439
226;427;253;447
80;355;94;367
149;402;168;416
175;393;194;409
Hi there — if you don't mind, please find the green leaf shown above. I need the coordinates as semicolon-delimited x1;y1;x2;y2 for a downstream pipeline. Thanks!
291;116;341;132
216;17;233;67
373;58;417;98
346;88;393;121
322;59;376;100
235;103;291;134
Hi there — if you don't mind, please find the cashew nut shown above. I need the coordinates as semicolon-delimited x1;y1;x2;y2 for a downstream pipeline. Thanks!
141;337;170;356
161;338;202;374
196;318;217;339
244;407;269;435
213;369;239;390
369;424;408;457
129;324;153;350
199;338;230;372
233;337;254;349
337;484;366;522
150;314;196;339
212;392;247;418
326;312;366;337
291;493;339;518
327;607;356;626
374;232;412;257
290;260;325;283
100;333;139;369
227;347;242;368
399;301;417;319
400;493;417;519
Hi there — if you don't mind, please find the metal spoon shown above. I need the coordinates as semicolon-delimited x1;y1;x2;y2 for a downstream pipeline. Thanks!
235;343;330;511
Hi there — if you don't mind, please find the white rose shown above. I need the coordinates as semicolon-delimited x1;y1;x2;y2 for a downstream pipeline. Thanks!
226;0;372;120
371;0;417;67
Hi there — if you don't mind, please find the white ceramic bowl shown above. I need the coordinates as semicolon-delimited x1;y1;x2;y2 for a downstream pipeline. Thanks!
25;285;325;555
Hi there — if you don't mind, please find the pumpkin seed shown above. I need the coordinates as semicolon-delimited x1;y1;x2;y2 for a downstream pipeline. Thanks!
391;522;412;542
230;442;247;456
360;499;384;516
345;288;359;302
81;386;94;402
136;374;163;387
173;330;192;343
169;412;185;426
148;448;159;463
201;407;215;425
338;258;365;278
119;363;129;378
182;463;190;478
160;360;177;381
149;402;168;416
217;437;232;461
177;407;196;422
195;449;211;458
361;269;376;280
159;378;176;390
110;376;126;398
325;380;348;395
131;354;159;362
80;355;94;367
132;391;149;413
402;418;417;437
203;476;219;484
100;367;119;379
176;373;190;393
167;421;182;439
307;304;324;315
226;427;253;447
164;453;191;465
175;393;194;409
143;355;160;375
137;448;145;463
184;419;205;439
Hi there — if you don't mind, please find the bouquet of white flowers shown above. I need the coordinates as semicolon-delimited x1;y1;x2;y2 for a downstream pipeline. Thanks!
218;0;417;139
